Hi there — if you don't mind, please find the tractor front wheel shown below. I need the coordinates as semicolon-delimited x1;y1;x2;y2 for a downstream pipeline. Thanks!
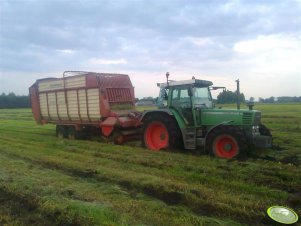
206;126;247;159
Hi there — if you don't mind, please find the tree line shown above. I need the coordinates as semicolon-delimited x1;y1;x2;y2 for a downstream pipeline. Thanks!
0;93;30;108
258;96;301;103
0;92;300;109
217;90;301;104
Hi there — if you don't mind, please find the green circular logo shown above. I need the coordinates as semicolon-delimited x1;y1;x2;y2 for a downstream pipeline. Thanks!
267;206;299;224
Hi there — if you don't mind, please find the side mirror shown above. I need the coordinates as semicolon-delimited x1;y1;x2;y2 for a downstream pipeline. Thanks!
188;88;193;97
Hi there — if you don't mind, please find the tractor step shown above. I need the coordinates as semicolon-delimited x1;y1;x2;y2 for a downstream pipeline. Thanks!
184;129;196;149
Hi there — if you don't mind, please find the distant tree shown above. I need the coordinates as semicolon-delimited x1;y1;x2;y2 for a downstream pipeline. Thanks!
269;96;275;103
277;96;301;103
294;96;301;102
258;96;301;103
263;96;275;103
146;96;154;100
217;90;233;104
217;90;245;104
239;92;245;103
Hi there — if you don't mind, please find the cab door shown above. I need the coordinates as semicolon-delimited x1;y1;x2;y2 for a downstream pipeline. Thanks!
170;86;194;126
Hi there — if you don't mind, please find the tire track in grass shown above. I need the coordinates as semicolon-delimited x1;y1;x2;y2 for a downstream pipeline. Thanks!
0;156;124;226
0;127;55;137
78;148;301;197
0;152;242;226
0;127;298;224
0;188;54;226
3;125;300;183
1;134;295;201
2;131;299;198
0;145;270;225
2;108;300;224
2;122;299;183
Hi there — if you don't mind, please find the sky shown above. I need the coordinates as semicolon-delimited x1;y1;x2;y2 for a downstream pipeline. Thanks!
0;0;300;100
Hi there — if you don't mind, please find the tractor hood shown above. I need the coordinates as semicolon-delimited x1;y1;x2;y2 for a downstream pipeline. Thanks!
200;108;261;126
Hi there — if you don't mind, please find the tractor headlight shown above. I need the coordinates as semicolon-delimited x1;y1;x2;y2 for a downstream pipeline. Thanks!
252;125;259;133
254;112;261;125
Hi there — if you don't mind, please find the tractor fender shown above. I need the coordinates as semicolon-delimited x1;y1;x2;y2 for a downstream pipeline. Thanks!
204;120;234;148
140;109;173;122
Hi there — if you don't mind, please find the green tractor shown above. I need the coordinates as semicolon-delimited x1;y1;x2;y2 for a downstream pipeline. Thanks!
141;73;272;159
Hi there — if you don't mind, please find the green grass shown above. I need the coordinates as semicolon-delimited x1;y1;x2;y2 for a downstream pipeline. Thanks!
0;105;300;225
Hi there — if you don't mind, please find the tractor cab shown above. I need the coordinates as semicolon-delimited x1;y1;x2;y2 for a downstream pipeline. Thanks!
157;78;213;126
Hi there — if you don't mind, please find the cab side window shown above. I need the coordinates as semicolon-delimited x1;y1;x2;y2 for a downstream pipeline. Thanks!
171;88;191;108
179;89;191;108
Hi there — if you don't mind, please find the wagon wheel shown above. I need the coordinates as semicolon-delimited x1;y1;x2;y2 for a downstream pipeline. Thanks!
56;125;67;139
67;127;78;140
109;129;125;145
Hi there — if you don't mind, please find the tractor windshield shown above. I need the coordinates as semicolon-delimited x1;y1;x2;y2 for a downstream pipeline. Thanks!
194;87;213;108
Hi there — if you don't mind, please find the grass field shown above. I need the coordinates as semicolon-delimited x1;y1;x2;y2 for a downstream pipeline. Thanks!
0;104;300;226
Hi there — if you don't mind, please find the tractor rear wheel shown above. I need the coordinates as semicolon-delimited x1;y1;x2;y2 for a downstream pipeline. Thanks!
143;114;182;151
206;126;247;159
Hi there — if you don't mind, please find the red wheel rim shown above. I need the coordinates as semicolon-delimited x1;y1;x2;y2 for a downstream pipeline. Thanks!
213;135;239;158
145;121;169;151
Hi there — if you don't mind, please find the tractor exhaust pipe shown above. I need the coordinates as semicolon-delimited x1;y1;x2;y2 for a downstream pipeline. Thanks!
235;79;240;110
166;72;170;86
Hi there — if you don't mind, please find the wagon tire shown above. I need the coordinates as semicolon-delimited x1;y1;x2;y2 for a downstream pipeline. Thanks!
56;125;67;139
109;129;124;145
67;126;79;140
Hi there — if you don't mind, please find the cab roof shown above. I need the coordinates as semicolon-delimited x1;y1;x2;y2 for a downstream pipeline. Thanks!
157;79;213;88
